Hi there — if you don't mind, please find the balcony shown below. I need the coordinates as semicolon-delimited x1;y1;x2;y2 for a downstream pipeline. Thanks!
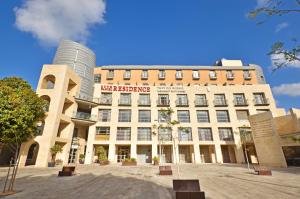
118;99;132;106
254;98;270;106
233;99;249;106
176;99;189;107
71;111;97;125
157;99;170;106
194;99;208;107
99;97;112;105
138;99;151;106
75;94;100;106
213;100;228;107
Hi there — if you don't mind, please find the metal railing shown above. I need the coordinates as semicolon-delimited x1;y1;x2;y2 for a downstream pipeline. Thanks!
176;99;189;106
157;99;170;106
194;99;208;107
233;99;248;106
138;99;151;106
213;99;228;106
75;94;100;104
72;111;97;121
118;99;132;106
99;97;112;105
254;98;270;106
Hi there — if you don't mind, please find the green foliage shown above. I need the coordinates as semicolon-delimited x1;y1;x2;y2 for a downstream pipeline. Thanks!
96;146;107;161
50;144;63;162
79;154;85;160
289;135;300;143
124;158;136;162
152;156;159;161
130;158;136;162
0;77;46;149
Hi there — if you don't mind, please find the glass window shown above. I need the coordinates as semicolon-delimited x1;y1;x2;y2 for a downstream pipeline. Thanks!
178;127;192;141
158;128;172;141
137;127;151;141
98;109;111;122
94;74;101;83
243;70;251;79
100;93;112;104
219;128;234;141
196;110;210;123
176;70;183;79
214;94;227;106
216;110;230;122
226;70;234;79
96;127;110;135
107;70;114;79
119;93;131;105
117;127;131;140
254;93;268;105
158;110;171;123
138;94;150;105
158;70;166;79
138;110;151;122
198;128;213;141
236;110;249;121
118;110;131;122
158;94;169;105
192;70;200;79
239;127;253;143
177;110;190;123
234;94;247;105
176;94;188;105
141;70;148;79
124;70;131;79
195;94;207;106
209;70;217;79
256;109;270;113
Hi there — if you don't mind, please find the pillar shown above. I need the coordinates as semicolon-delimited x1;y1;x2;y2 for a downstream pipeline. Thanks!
215;144;223;163
193;144;201;164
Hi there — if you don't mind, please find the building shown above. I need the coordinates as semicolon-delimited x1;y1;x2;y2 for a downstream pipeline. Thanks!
14;40;293;167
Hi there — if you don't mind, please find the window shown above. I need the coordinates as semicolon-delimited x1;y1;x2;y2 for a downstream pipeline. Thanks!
138;110;151;122
98;109;111;122
100;93;112;104
123;70;131;79
137;127;151;141
236;110;249;121
117;127;131;140
157;94;170;106
196;110;210;123
118;110;131;122
192;70;200;79
254;93;269;105
158;110;170;123
216;110;230;122
243;70;251;79
158;128;172;141
94;74;101;83
239;127;253;143
178;127;192;141
234;94;247;106
107;70;114;79
209;70;217;79
96;127;110;135
138;94;151;106
176;70;183;79
195;94;208;106
141;70;148;79
198;128;213;141
256;109;270;113
214;94;227;106
226;70;234;79
119;93;131;105
176;94;188;106
177;110;190;123
219;128;234;141
158;70;166;79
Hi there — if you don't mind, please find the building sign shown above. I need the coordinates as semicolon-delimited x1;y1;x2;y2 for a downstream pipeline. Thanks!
101;85;150;93
156;86;186;93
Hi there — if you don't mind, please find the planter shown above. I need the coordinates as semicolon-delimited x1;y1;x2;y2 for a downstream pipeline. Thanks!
48;162;55;167
99;160;109;166
173;179;205;199
122;161;137;166
153;160;159;166
79;159;84;164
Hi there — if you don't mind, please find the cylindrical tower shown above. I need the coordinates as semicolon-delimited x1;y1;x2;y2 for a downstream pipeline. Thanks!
53;40;96;100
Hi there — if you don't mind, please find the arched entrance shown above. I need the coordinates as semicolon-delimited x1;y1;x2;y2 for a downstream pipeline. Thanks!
25;142;39;166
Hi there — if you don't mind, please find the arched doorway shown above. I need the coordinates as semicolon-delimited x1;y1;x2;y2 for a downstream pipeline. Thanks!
25;143;39;166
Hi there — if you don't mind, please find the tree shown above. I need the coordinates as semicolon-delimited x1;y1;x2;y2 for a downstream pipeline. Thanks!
248;0;300;71
50;144;63;163
0;77;46;193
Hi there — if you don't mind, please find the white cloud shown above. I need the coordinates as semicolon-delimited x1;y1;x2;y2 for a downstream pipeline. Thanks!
275;22;289;33
14;0;106;46
272;82;300;97
270;53;300;68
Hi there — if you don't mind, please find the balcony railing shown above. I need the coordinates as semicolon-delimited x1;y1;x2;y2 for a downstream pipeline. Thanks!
75;94;100;104
179;136;193;141
157;99;170;106
138;99;151;106
72;112;97;121
233;99;249;106
137;134;152;141
194;99;208;107
158;134;172;141
99;97;112;105
213;99;228;106
176;99;189;107
254;98;270;106
118;99;132;106
116;134;131;141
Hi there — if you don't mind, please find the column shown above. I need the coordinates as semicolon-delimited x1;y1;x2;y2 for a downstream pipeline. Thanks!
152;143;158;163
108;144;116;163
215;144;223;163
131;144;137;159
193;144;201;164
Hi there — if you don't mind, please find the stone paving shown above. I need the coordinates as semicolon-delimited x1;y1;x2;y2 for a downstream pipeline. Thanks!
0;164;299;199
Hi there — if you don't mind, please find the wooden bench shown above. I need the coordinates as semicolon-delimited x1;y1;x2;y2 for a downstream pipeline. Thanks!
253;165;272;176
159;166;172;175
173;180;205;199
58;166;76;177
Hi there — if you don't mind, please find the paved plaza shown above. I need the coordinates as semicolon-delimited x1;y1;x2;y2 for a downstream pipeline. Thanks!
0;164;299;199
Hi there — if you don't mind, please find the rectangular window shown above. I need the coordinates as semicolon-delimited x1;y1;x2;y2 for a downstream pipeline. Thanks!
137;127;151;141
216;110;230;122
176;94;188;106
118;110;131;122
107;70;114;79
192;70;200;79
158;128;172;141
234;93;247;106
117;127;131;140
219;128;234;141
196;110;210;123
141;70;148;79
214;94;227;106
198;128;213;141
157;94;170;106
178;127;192;141
177;110;190;123
158;70;166;79
96;127;110;135
94;74;101;83
254;93;269;105
138;94;151;106
100;93;112;105
176;70;183;79
124;70;131;79
244;70;251;79
98;109;111;122
226;70;234;79
119;93;131;105
256;109;270;113
209;70;217;79
239;127;253;143
158;110;171;123
138;110;151;123
195;94;208;106
236;110;249;121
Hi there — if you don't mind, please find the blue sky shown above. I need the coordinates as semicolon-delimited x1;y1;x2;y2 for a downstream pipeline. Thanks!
0;0;299;110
